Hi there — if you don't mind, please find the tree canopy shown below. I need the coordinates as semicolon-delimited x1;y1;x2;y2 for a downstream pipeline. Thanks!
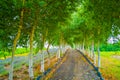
0;0;120;79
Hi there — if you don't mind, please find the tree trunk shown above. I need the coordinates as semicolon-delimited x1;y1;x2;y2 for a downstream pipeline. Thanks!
56;46;61;59
78;45;80;50
92;41;96;65
98;40;101;68
80;45;82;51
90;47;92;59
47;44;50;66
61;45;64;55
88;46;90;57
40;51;45;72
29;27;35;79
82;42;84;52
40;31;46;73
9;25;22;80
58;46;61;58
9;0;24;79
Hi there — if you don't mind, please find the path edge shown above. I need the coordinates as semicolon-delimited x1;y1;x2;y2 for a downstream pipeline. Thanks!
76;49;104;80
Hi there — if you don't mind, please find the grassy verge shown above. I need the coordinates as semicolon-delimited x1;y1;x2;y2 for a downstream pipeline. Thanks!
96;51;120;80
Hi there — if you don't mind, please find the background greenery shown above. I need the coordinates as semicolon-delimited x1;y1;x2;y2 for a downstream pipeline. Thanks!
94;43;120;51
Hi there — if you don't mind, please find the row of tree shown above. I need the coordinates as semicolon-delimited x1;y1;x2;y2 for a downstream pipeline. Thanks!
62;0;120;68
0;0;80;80
0;0;120;79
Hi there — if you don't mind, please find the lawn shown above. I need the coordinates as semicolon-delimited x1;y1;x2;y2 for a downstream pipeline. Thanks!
96;51;120;80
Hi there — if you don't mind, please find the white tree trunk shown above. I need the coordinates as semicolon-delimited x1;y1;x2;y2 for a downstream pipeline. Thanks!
82;42;85;53
90;48;92;59
94;54;96;65
62;46;65;54
58;47;61;58
98;41;101;68
8;0;24;78
92;42;94;59
28;53;34;79
9;58;14;80
47;57;50;66
76;44;79;50
88;46;90;57
64;46;67;53
61;45;63;54
40;52;44;72
56;46;61;59
80;45;82;51
92;41;96;65
79;45;80;50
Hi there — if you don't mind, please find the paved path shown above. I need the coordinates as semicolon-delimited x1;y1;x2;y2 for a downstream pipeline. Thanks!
50;49;100;80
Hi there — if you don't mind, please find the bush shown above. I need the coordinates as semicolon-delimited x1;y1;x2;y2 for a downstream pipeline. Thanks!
95;43;120;51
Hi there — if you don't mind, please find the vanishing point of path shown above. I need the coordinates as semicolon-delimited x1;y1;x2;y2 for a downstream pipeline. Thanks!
50;49;100;80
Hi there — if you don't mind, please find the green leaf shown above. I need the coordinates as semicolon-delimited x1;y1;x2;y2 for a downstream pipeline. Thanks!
39;1;46;7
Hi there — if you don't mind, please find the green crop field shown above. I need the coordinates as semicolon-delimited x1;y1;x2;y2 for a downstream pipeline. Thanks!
0;48;29;59
0;47;47;59
96;51;120;80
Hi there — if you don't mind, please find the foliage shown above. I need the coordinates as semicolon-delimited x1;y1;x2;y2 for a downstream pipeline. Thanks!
0;0;120;79
63;0;120;47
94;43;120;51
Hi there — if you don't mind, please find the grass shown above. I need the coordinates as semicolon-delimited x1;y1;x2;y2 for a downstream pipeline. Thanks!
0;48;29;59
95;51;120;80
0;52;28;60
0;47;47;59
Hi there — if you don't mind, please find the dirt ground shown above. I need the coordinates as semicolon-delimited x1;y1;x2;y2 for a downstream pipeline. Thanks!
50;49;100;80
0;56;58;80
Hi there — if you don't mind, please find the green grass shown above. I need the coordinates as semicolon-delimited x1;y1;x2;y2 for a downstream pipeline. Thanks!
96;51;120;80
0;47;47;59
0;48;29;59
15;48;30;54
100;51;120;56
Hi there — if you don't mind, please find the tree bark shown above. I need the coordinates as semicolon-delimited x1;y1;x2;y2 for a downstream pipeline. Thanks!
58;46;61;58
40;51;44;72
98;40;101;68
88;46;90;57
9;0;24;79
82;42;84;52
29;27;35;79
47;43;50;66
9;23;22;80
40;28;46;72
80;45;82;51
92;41;96;65
90;47;92;59
56;46;61;59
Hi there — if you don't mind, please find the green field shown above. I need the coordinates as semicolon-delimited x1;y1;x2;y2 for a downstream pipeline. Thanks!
0;48;30;59
0;48;46;59
96;51;120;80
